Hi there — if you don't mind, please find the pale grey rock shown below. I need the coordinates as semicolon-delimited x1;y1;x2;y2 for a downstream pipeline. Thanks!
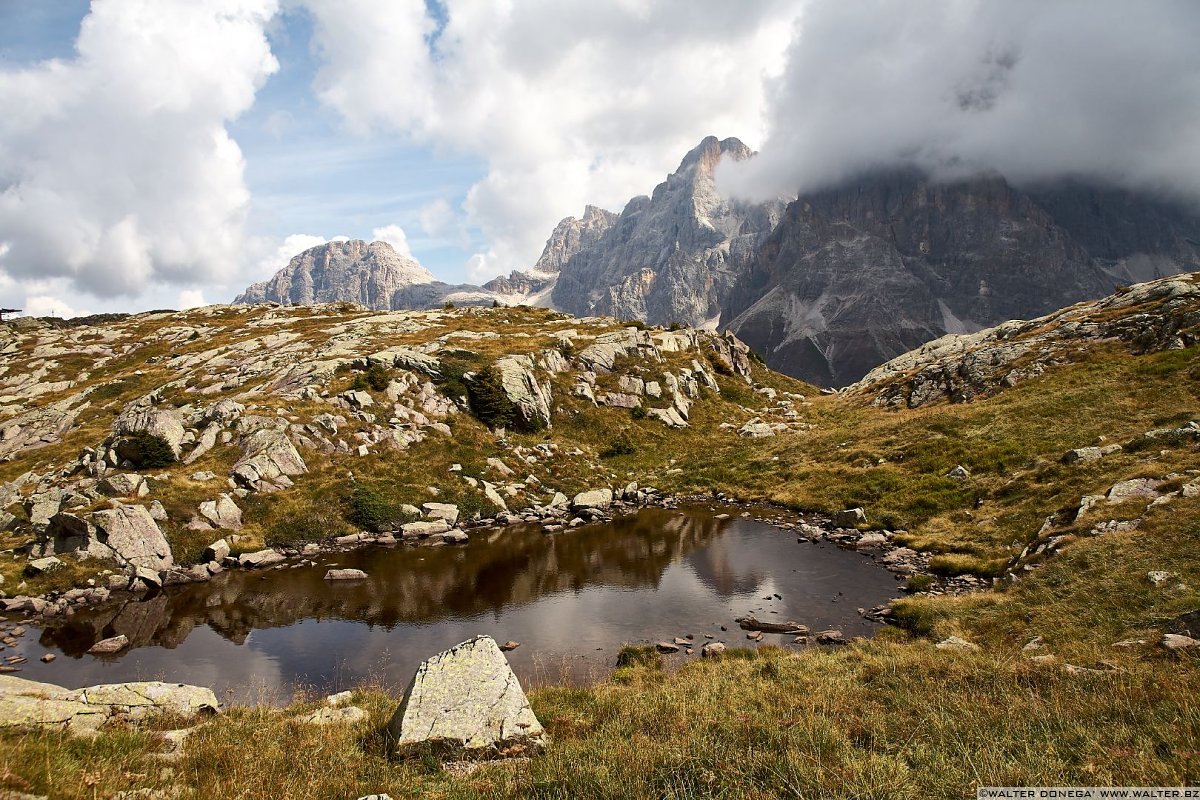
147;501;168;521
238;549;285;569
99;473;148;498
0;675;218;735
232;429;307;490
1107;478;1163;502
1147;570;1180;588
947;465;970;480
400;520;450;539
935;636;981;652
572;488;613;510
700;642;726;658
202;539;230;563
90;505;173;573
303;706;367;726
114;406;186;459
738;422;775;438
492;355;553;430
1161;634;1200;651
603;392;641;409
198;495;242;530
833;508;867;527
386;636;545;757
88;635;130;654
325;569;368;581
647;406;688;428
24;556;63;576
422;502;460;526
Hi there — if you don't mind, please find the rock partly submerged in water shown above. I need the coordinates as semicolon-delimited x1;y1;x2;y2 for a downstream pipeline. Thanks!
387;635;545;759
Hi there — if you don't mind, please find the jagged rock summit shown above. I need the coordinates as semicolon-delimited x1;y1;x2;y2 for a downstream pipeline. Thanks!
236;240;435;309
551;135;784;327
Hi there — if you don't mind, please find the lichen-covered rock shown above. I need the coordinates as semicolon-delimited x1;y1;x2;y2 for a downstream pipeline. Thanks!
386;636;545;757
90;505;174;573
572;488;613;510
232;429;307;491
198;495;242;530
0;675;218;735
114;406;186;458
493;354;553;430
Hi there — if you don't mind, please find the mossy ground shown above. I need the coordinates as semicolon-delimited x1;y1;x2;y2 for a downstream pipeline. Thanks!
1;307;1199;797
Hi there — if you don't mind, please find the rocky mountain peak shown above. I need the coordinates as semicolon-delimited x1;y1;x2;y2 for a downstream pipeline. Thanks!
530;206;619;276
676;135;753;174
235;240;435;309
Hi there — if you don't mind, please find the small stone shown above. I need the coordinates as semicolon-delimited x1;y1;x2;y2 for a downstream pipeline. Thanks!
947;465;970;479
832;508;866;528
1147;570;1179;588
24;556;63;577
814;630;846;645
499;641;520;652
303;706;368;726
326;690;353;707
40;653;56;663
656;641;681;653
700;642;726;658
936;636;981;652
1161;633;1200;651
325;568;368;581
88;634;130;655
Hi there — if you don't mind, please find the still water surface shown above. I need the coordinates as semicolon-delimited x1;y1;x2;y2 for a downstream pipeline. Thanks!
20;508;900;703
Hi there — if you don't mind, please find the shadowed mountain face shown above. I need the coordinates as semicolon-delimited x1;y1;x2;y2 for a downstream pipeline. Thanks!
720;172;1200;386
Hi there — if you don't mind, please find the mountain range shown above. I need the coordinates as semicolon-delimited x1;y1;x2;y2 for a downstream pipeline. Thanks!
235;137;1200;386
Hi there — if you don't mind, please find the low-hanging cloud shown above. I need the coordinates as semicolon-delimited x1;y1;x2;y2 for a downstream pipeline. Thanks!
718;0;1200;204
0;0;279;299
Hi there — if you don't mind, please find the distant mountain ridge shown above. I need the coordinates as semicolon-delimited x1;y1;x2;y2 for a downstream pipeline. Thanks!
234;138;1200;387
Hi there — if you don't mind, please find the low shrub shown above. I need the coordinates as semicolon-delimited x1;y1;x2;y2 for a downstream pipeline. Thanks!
114;431;176;468
599;432;636;459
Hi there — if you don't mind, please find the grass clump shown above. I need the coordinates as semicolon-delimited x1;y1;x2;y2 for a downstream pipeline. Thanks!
599;431;636;459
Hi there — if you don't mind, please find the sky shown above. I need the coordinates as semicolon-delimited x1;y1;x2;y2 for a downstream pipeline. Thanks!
1;1;1198;318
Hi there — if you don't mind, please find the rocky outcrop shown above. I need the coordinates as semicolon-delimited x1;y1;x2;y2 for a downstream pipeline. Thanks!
236;240;435;308
114;405;186;459
493;355;554;430
231;429;308;491
553;136;784;327
0;675;218;735
386;636;545;758
852;273;1200;408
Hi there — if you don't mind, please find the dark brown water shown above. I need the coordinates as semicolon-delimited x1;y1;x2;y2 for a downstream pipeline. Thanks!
16;508;900;704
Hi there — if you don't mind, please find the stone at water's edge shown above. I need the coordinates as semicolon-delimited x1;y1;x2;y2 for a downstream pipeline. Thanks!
387;635;545;758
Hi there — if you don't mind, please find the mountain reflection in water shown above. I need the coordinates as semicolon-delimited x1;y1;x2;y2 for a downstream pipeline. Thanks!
27;508;899;702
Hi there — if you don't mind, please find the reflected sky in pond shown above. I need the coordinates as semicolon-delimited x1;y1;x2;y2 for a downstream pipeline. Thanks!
19;508;901;703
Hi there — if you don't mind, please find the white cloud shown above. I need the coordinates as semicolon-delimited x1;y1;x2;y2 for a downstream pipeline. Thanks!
23;295;85;319
418;198;455;238
718;0;1200;203
0;0;279;298
177;289;207;309
252;233;328;278
303;0;801;277
370;224;413;258
464;253;493;284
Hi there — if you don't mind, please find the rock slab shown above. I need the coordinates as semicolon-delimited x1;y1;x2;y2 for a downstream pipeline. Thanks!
387;635;545;758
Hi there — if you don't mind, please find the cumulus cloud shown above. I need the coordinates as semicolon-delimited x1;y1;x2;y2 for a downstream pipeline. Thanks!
0;0;279;298
303;0;801;279
370;224;413;258
718;0;1200;202
23;295;85;319
252;232;328;277
177;289;206;309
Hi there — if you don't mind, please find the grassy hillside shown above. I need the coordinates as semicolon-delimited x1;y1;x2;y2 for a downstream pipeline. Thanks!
1;282;1198;798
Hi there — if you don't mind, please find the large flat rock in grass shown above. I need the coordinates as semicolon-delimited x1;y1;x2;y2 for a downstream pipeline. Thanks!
387;635;545;758
0;675;218;735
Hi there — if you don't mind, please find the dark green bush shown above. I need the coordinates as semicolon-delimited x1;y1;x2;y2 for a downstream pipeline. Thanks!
365;364;391;391
466;367;517;430
114;431;176;468
345;482;414;533
631;405;647;420
600;431;636;459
